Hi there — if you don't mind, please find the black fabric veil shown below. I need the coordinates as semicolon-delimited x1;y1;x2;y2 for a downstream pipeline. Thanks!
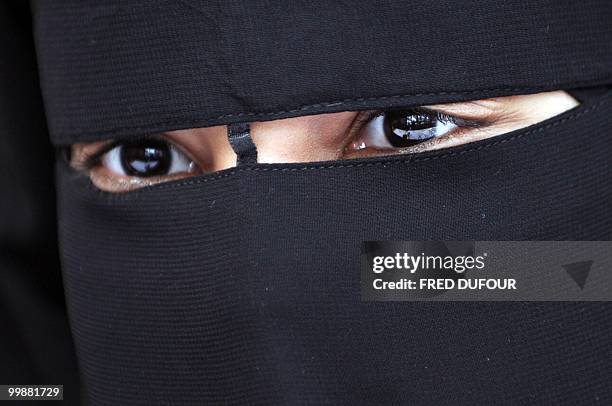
3;0;610;404
0;2;79;404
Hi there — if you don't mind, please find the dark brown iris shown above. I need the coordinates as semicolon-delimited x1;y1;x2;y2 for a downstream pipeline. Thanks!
383;110;438;147
120;139;171;177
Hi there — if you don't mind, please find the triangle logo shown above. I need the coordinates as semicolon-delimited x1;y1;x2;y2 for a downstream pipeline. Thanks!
562;260;593;290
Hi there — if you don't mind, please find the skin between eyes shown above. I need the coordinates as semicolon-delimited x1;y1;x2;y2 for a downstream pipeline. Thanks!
71;91;578;192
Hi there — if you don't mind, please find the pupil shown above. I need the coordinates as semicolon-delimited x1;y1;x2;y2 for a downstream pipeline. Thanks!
383;110;437;147
120;139;171;177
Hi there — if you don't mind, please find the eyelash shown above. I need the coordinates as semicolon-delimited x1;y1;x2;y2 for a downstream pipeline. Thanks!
354;107;481;131
77;134;167;170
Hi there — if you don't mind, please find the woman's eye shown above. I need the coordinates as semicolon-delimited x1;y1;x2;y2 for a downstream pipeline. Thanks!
101;139;195;177
349;109;460;151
